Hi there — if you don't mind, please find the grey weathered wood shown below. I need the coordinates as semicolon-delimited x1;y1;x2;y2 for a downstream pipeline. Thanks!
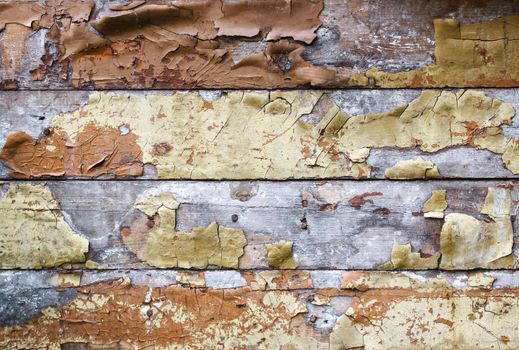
1;89;518;179
1;180;516;270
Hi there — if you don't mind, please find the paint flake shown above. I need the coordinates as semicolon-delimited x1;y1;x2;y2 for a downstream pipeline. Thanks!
0;184;89;269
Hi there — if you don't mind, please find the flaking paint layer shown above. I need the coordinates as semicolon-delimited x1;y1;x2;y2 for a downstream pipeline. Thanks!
1;90;518;179
0;184;89;269
440;187;515;269
121;192;247;269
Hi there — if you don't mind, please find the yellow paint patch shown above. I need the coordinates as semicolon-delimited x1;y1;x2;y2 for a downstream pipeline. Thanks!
423;189;447;218
266;240;298;269
3;90;516;179
122;193;247;269
385;157;441;179
361;15;519;88
0;184;89;269
440;187;514;269
380;243;440;270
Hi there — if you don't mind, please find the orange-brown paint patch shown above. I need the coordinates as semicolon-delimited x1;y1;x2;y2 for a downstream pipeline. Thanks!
0;278;325;349
0;125;143;178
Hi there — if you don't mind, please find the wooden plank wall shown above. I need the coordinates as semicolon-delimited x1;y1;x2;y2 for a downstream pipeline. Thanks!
1;1;519;349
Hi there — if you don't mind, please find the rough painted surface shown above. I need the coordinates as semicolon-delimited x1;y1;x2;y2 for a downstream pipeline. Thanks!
120;192;247;268
2;0;519;346
1;89;518;179
3;273;519;348
440;187;515;269
364;15;519;88
2;1;519;89
0;184;88;269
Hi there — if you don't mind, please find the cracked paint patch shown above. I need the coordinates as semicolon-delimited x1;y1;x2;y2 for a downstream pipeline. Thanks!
65;0;331;89
360;15;519;88
265;241;298;269
0;0;332;89
0;184;88;269
0;0;94;88
379;243;440;270
176;271;205;287
423;189;447;219
0;126;144;179
120;192;247;269
332;291;519;349
0;278;328;349
3;5;519;88
385;157;441;180
246;270;313;290
49;272;82;288
468;273;496;289
1;90;517;179
440;187;515;270
3;274;519;348
334;272;519;348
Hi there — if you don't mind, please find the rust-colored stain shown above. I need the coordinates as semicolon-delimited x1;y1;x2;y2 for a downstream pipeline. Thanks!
348;192;383;209
319;203;338;211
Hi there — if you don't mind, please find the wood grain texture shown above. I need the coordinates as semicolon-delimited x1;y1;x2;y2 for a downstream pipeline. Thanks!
1;0;519;89
1;89;519;180
0;180;516;270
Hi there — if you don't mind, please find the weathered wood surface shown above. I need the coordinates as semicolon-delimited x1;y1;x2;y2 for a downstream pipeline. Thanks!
2;269;519;348
1;89;519;180
3;1;519;348
0;180;517;270
1;0;519;89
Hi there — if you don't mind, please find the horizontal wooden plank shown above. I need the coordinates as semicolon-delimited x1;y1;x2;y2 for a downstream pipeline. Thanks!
1;0;519;89
1;89;519;180
0;180;517;270
2;270;519;348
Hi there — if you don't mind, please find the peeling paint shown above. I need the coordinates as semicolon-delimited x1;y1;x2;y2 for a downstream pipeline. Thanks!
49;272;82;288
176;271;205;287
380;243;440;270
385;157;441;180
423;189;447;218
364;15;519;88
0;184;88;269
121;192;247;268
246;271;313;291
3;4;519;88
66;0;332;89
1;90;517;179
440;187;515;269
0;278;328;349
3;275;519;348
266;240;298;269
